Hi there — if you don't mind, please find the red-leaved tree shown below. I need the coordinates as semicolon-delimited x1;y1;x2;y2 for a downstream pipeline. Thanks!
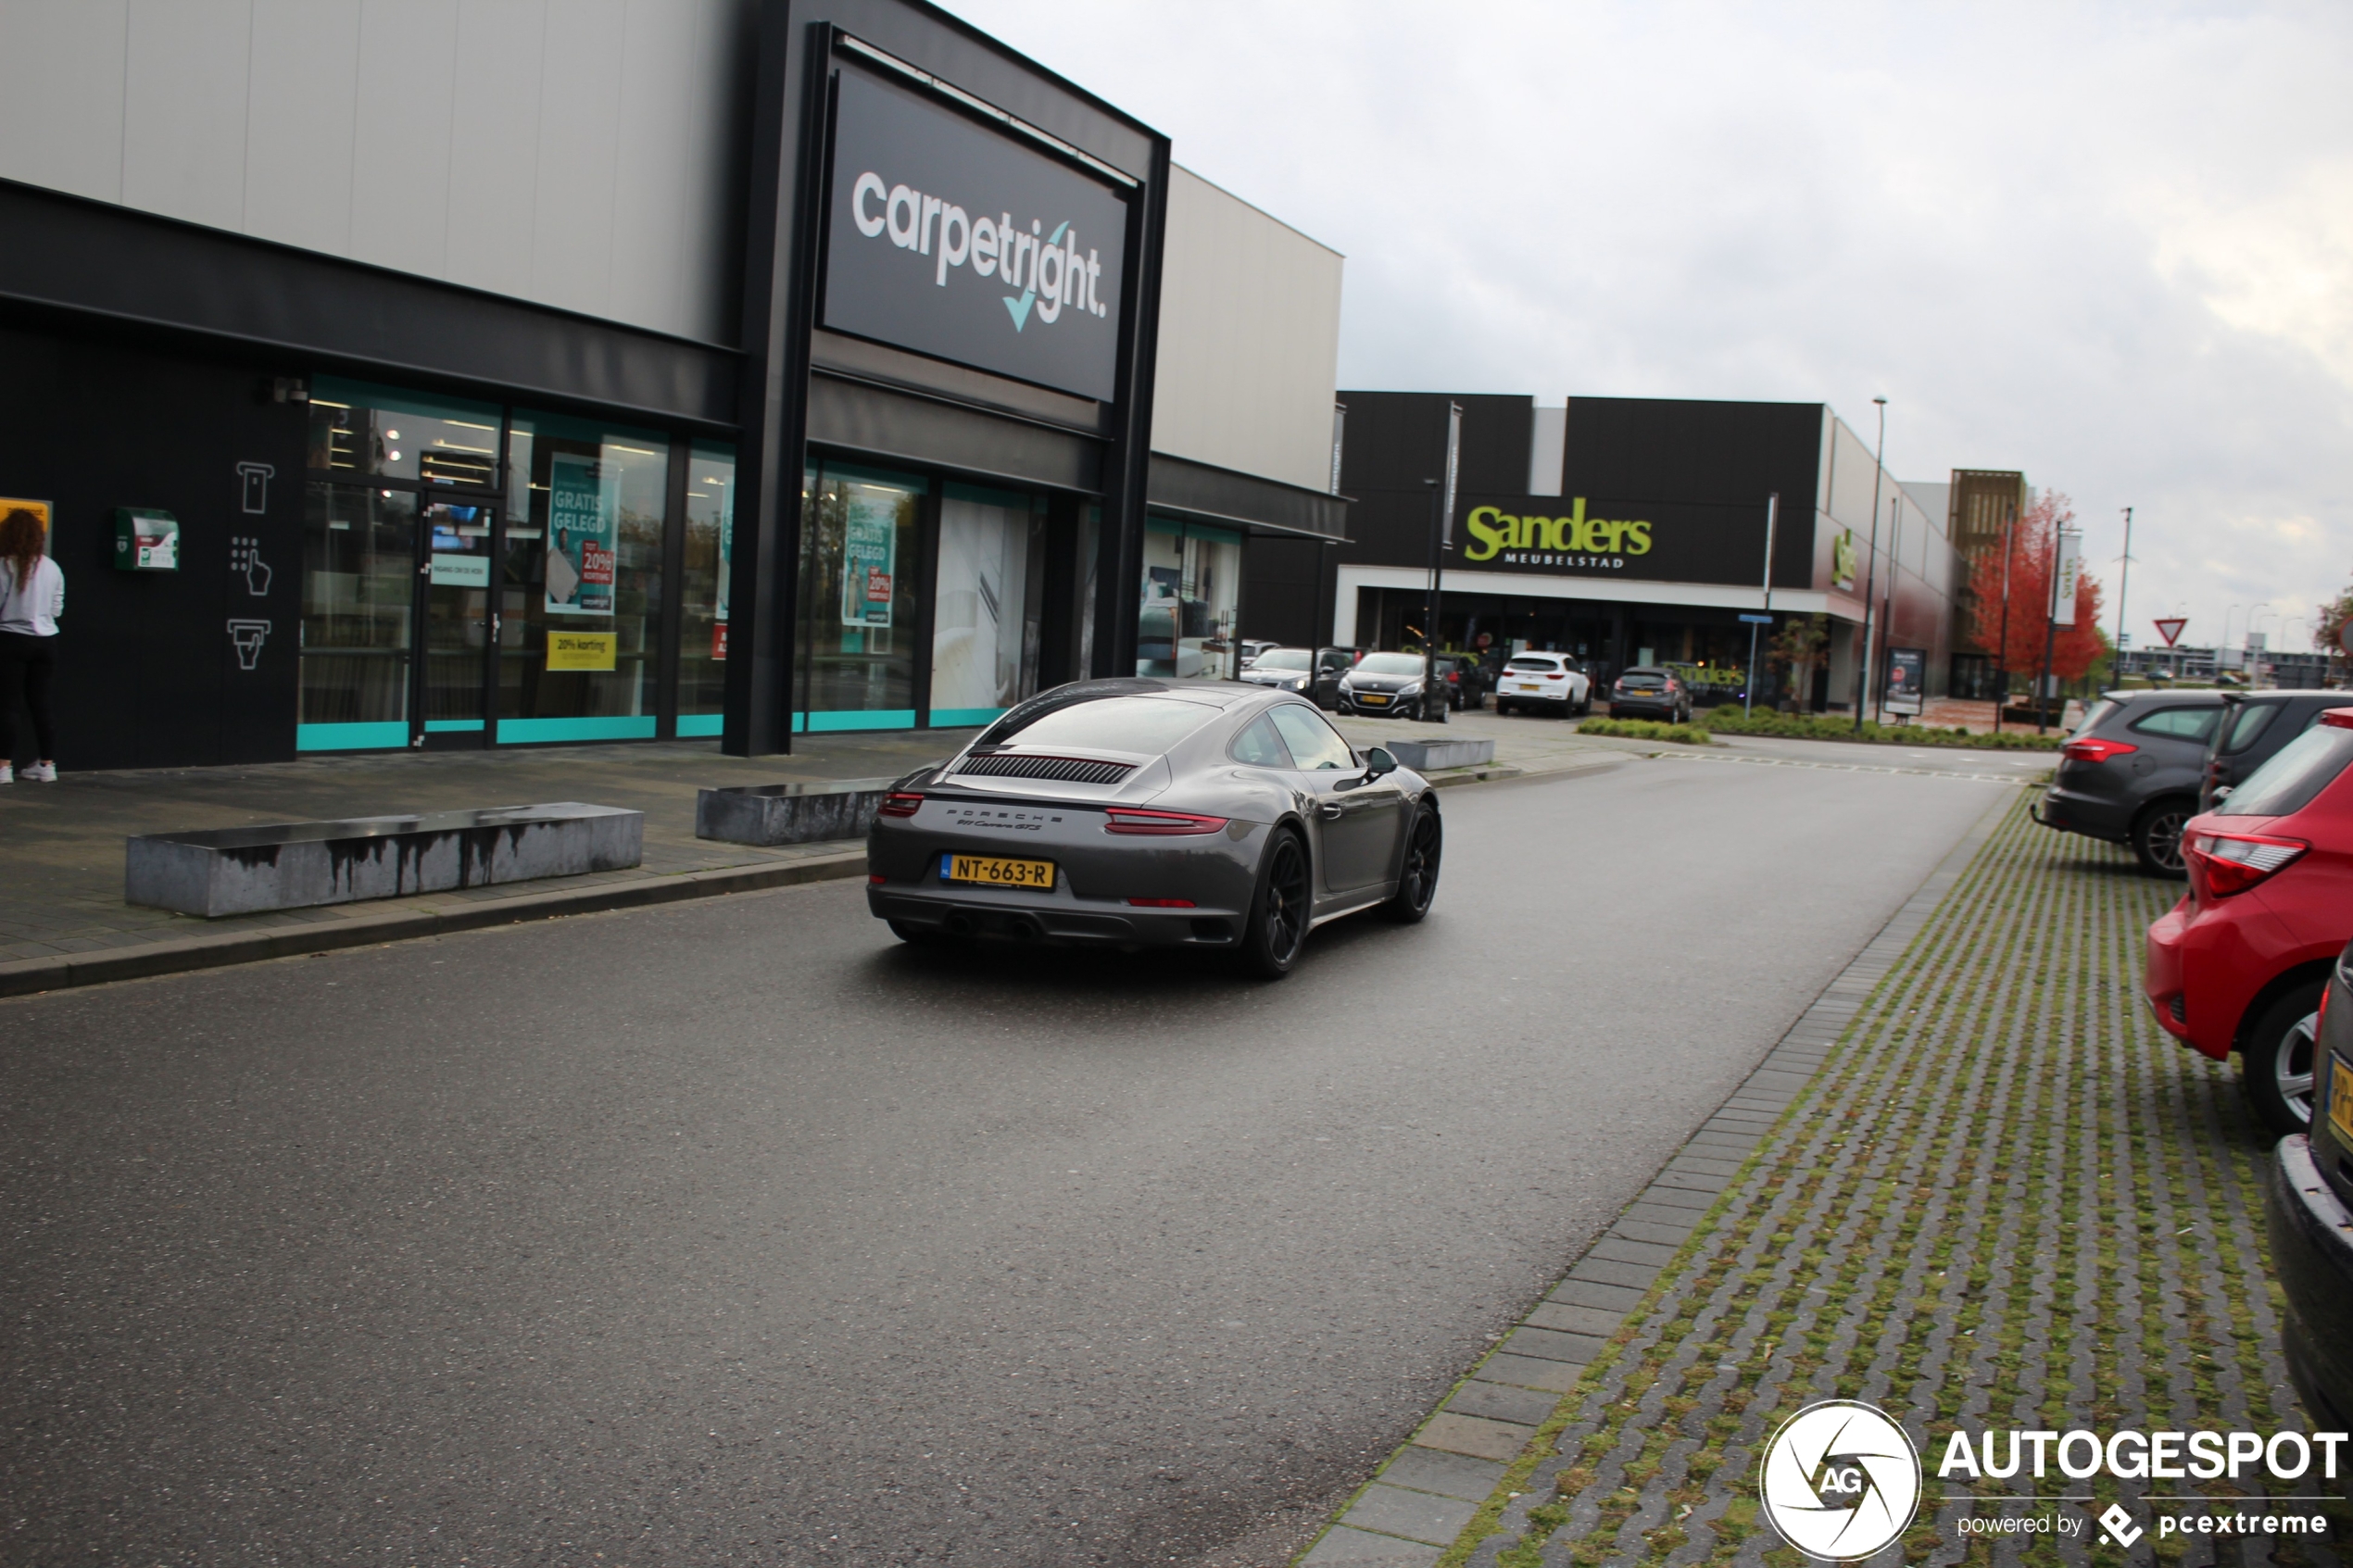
1967;490;2106;681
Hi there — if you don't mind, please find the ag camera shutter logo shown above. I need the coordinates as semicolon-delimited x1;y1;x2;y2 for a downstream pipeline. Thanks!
1758;1400;1922;1562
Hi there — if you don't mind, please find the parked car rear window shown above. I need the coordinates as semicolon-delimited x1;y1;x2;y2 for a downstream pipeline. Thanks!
2223;703;2280;754
1357;653;1425;675
1252;649;1310;671
2070;700;2117;738
997;696;1218;754
1620;673;1666;689
2127;707;2221;743
1506;657;1560;672
2214;725;2353;819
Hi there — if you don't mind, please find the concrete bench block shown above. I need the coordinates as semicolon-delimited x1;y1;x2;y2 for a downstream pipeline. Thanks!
1386;737;1496;771
696;778;898;846
126;802;643;918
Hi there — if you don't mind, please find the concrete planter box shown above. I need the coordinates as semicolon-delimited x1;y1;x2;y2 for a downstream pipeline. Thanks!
696;778;898;847
1385;737;1495;771
126;802;643;918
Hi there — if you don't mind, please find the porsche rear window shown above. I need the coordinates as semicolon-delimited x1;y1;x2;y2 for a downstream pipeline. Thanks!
991;696;1217;755
2214;725;2353;819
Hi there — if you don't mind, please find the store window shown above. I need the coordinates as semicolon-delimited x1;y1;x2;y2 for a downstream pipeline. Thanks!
308;379;502;490
798;460;926;730
931;482;1046;726
500;411;670;744
677;442;735;736
297;485;417;750
1138;516;1242;679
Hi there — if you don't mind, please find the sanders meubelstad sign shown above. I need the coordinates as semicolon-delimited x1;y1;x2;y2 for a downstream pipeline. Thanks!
1457;496;1773;586
824;65;1129;401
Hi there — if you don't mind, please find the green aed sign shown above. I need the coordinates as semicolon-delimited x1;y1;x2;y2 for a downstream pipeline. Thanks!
1451;495;1775;587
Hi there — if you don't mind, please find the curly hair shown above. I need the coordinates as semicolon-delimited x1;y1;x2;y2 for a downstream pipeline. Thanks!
0;508;44;595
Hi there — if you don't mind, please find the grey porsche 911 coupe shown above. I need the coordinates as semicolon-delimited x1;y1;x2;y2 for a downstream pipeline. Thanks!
864;677;1442;977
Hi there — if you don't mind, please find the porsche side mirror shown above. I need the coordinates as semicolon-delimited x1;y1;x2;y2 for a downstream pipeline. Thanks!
1365;746;1398;777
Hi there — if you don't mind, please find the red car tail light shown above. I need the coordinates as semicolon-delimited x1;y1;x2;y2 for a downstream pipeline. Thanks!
2062;737;2139;764
877;792;924;818
2322;709;2353;730
2184;830;2307;897
1126;897;1198;908
1103;808;1229;835
868;873;887;884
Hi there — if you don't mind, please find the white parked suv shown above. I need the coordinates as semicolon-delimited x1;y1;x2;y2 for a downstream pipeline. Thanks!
1493;654;1592;717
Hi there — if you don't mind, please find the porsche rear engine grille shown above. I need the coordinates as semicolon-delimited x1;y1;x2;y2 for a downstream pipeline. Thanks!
953;754;1136;785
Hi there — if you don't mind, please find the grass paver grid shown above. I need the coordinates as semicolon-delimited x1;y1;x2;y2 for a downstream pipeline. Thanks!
1307;796;2350;1568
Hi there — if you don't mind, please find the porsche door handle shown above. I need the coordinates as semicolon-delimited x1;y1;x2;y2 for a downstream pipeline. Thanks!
1318;801;1345;821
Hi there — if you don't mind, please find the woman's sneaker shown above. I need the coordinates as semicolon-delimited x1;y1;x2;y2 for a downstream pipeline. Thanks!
22;762;56;782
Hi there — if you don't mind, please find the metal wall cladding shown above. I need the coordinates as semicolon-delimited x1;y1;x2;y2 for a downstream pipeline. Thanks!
823;67;1130;402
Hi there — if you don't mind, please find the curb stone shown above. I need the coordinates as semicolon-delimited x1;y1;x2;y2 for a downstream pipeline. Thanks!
0;847;867;998
1293;787;2020;1568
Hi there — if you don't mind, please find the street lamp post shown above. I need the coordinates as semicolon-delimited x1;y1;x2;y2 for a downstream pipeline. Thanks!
1851;396;1888;732
2112;506;2133;683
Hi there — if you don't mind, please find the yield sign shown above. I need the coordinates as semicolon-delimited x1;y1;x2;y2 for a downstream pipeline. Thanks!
2153;617;2188;647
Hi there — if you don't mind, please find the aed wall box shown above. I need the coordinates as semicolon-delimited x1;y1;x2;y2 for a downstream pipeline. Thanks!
113;508;180;571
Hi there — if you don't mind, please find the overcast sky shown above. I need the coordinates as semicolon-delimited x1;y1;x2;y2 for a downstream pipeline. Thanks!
943;0;2352;654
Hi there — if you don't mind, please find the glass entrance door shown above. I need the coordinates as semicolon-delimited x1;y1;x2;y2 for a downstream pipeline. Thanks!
418;502;497;747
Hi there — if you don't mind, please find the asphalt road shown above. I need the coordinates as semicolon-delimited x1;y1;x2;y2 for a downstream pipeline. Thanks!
0;756;2012;1567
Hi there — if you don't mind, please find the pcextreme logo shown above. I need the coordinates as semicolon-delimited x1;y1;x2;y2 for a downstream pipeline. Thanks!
1757;1400;1923;1562
849;170;1108;333
1464;499;1652;563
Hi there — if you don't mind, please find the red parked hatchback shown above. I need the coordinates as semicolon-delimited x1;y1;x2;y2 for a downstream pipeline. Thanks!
2145;707;2353;1134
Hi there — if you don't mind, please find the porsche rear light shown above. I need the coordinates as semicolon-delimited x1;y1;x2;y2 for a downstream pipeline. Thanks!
2184;829;2307;897
1126;897;1198;908
2062;737;2139;764
1103;808;1228;835
877;792;924;818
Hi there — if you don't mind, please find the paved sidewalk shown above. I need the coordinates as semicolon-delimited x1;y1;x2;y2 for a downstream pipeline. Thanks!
0;732;960;995
1299;794;2348;1566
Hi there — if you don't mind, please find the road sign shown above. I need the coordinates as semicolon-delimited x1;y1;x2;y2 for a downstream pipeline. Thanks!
1739;613;1773;624
2153;617;2187;647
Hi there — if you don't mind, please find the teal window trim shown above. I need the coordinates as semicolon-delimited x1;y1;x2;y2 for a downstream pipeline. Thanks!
423;719;484;733
817;458;932;495
309;375;500;425
675;713;724;737
495;716;659;745
796;709;916;733
926;707;1005;730
296;721;409;751
1185;522;1242;546
945;481;1040;513
1144;515;1184;536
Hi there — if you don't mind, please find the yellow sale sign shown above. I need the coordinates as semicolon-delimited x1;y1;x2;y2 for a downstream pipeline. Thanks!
546;631;616;671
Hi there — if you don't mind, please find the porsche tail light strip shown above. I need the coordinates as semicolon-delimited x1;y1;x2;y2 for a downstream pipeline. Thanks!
877;792;924;818
1103;808;1228;835
2184;829;2307;897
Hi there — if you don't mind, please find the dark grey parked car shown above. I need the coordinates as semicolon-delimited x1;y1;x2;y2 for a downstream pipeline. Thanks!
2204;690;2350;811
2033;689;2228;874
865;678;1442;977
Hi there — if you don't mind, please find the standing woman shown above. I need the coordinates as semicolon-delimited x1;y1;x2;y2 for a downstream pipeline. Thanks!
0;506;64;783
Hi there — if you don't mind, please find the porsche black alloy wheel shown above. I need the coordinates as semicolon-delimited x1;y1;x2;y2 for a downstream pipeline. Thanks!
1382;805;1442;923
1241;830;1312;978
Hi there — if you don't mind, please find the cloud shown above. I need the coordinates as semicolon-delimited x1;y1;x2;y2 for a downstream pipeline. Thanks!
941;0;2353;651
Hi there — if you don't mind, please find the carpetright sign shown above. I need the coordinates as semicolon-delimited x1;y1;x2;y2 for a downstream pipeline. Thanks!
823;63;1130;400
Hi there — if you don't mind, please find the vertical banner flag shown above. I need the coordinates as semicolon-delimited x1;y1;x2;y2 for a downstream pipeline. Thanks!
546;454;617;616
841;494;898;629
2050;532;2082;627
1441;403;1462;547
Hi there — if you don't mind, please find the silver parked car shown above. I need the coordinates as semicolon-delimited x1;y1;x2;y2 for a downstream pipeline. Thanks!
865;678;1443;977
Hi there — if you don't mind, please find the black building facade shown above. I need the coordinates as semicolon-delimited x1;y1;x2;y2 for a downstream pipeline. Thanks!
0;0;1346;772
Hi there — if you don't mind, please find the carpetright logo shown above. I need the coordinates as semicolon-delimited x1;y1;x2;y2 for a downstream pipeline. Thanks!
824;65;1129;400
847;171;1107;332
1758;1400;1924;1562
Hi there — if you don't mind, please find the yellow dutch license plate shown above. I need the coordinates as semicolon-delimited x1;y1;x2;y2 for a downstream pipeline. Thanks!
941;853;1055;890
2331;1058;2353;1147
1359;693;1390;705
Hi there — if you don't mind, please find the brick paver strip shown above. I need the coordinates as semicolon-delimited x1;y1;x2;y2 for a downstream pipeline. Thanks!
1300;793;2353;1566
